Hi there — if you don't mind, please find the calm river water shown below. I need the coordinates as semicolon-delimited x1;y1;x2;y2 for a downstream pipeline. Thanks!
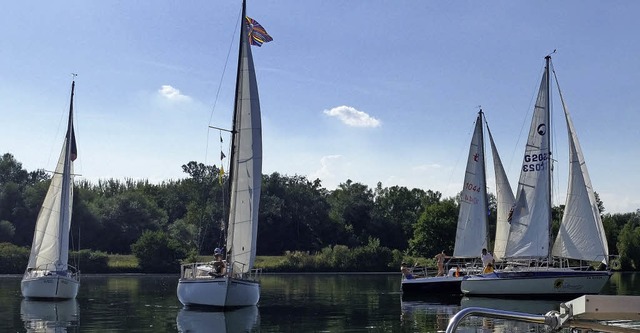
0;272;637;332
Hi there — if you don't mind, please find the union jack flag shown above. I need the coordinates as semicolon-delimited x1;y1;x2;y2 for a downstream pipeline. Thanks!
246;16;273;47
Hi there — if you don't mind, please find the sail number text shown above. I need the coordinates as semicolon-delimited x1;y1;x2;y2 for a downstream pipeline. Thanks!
522;153;548;172
464;182;481;193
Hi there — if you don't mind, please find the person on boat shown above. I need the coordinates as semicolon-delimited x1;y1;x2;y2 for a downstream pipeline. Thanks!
481;248;494;273
401;262;414;280
434;250;447;277
484;263;494;274
455;265;461;277
211;248;227;277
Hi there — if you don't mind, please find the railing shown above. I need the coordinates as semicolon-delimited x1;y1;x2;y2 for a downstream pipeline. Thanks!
24;263;79;280
445;307;562;333
180;261;262;281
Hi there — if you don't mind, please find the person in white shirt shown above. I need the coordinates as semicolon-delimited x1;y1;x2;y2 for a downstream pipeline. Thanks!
481;248;494;273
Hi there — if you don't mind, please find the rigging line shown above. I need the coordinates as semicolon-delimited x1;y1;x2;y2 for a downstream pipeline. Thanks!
204;8;243;165
507;64;547;177
445;107;478;198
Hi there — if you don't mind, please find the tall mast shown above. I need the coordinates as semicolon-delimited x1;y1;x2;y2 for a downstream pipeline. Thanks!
544;55;553;263
479;108;489;249
58;79;75;266
225;0;247;258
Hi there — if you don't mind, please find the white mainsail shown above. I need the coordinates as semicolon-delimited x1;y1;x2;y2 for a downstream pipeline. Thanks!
225;15;263;274
453;112;488;258
551;79;609;264
486;126;515;261
505;67;552;259
27;83;76;272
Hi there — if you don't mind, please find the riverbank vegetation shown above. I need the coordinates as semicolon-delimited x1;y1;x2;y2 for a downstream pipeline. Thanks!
1;153;638;273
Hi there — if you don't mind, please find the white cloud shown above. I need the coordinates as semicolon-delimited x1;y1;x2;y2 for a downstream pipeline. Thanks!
323;105;381;128
158;85;192;102
412;163;442;171
309;155;342;188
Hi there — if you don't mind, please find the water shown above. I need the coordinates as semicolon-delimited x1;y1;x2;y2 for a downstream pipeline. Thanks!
0;272;637;332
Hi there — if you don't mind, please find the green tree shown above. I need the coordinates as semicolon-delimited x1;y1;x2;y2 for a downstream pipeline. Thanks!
371;183;427;251
409;197;458;257
258;173;331;255
327;180;375;247
131;230;186;273
616;210;640;269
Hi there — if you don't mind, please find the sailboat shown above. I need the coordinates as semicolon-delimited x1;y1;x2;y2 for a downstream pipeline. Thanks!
21;79;80;299
177;0;271;308
461;55;611;297
402;110;511;294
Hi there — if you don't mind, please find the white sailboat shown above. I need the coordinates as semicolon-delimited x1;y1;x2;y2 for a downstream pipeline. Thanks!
177;0;271;308
402;110;511;294
461;55;611;297
21;79;80;299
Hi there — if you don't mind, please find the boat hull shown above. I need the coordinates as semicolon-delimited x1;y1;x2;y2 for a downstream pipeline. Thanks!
402;276;463;294
21;274;79;299
461;270;611;298
177;276;260;308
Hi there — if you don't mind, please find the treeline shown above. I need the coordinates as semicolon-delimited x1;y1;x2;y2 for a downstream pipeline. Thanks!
1;152;640;270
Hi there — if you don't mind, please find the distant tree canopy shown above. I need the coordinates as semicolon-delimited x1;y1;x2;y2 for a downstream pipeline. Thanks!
1;152;639;269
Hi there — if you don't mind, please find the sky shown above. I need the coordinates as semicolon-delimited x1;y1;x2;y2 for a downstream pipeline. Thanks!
1;1;639;214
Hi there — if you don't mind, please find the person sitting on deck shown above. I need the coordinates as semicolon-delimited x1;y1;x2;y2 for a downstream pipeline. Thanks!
401;262;414;280
211;248;227;277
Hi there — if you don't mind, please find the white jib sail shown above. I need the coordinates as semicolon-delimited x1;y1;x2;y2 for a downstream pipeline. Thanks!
505;68;552;259
486;126;515;261
551;83;609;264
226;16;263;275
453;112;488;258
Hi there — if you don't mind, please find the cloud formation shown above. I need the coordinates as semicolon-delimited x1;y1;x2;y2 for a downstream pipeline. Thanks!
158;85;191;102
324;105;381;128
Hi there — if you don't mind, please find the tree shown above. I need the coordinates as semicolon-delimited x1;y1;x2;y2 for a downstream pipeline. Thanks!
327;180;375;247
371;183;427;251
258;173;331;255
409;197;458;257
131;230;186;273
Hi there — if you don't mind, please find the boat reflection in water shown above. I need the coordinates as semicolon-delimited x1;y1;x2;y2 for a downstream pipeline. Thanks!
401;295;564;332
400;296;460;332
461;296;559;315
20;299;79;332
176;306;259;333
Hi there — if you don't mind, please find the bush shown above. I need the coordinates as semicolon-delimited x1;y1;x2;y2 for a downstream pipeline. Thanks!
131;230;186;273
0;242;29;274
70;249;109;273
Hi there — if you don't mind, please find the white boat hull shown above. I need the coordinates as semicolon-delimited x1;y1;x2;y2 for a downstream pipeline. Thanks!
21;274;79;299
177;276;260;308
461;269;610;297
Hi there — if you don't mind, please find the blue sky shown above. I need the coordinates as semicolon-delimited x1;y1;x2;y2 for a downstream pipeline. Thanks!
1;1;638;214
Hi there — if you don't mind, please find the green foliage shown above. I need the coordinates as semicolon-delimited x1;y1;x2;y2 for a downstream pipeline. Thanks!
273;238;394;272
409;197;458;257
0;242;29;273
616;211;640;269
0;220;15;242
70;249;109;273
131;230;187;273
